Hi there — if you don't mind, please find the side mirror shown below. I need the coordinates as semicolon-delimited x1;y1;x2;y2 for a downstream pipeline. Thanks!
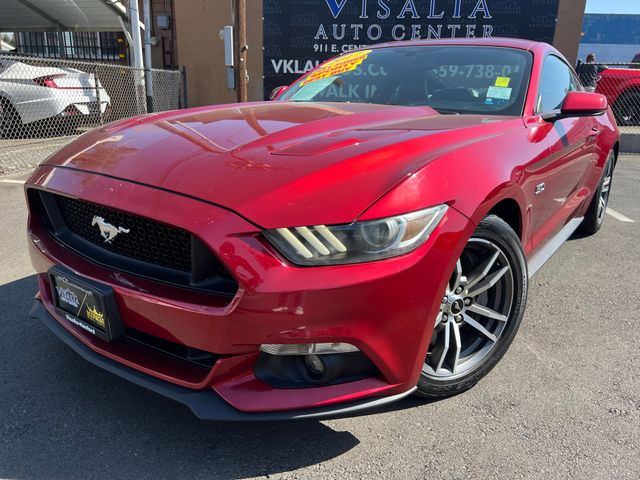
269;85;288;100
560;91;608;116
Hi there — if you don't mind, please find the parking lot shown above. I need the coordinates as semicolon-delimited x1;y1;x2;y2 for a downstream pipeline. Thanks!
0;156;638;480
0;136;73;176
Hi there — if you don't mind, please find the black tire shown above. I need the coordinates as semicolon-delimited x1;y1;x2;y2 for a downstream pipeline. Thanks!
0;97;21;139
57;114;82;136
102;103;113;123
612;91;640;126
416;215;528;398
579;150;615;235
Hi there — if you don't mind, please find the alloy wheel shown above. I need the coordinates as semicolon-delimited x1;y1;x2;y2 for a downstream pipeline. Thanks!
597;158;613;223
424;238;514;380
620;105;640;125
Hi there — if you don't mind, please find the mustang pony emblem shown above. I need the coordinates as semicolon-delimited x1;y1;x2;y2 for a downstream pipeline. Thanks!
91;215;129;243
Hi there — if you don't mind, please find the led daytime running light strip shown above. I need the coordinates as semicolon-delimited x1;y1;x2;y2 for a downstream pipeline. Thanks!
276;225;348;258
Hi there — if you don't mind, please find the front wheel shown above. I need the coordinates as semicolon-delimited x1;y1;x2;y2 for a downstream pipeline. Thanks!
416;215;528;398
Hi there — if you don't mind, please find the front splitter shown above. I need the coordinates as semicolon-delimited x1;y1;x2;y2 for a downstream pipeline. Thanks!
30;301;417;421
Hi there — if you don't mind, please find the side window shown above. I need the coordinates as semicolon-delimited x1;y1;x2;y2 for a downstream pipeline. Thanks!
570;70;583;92
536;56;577;113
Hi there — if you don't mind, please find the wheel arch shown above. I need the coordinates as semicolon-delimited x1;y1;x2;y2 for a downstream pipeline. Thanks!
0;90;15;105
616;84;640;100
611;85;640;123
486;198;523;241
465;183;528;244
0;91;23;123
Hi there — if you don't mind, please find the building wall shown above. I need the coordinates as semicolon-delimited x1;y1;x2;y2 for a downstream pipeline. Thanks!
553;0;587;65
150;0;178;69
175;0;585;107
578;13;640;63
174;0;263;106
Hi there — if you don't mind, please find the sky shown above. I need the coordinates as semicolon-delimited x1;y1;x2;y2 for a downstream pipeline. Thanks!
585;0;640;14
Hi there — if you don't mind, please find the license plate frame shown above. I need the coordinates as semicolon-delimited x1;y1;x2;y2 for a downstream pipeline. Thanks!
48;265;124;342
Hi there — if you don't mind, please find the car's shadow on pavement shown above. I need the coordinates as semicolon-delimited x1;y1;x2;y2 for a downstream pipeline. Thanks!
0;275;427;479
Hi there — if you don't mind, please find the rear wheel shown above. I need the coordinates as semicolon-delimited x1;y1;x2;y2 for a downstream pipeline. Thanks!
612;91;640;126
580;150;615;235
416;215;528;398
0;97;20;138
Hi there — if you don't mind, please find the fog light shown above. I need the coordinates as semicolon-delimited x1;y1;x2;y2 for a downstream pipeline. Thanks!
255;349;378;388
259;342;359;356
304;354;325;376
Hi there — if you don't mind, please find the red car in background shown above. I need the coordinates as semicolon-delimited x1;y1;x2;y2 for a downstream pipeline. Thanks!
597;66;640;125
25;38;619;420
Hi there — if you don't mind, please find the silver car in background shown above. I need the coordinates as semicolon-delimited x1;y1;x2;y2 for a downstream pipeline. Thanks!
0;57;111;137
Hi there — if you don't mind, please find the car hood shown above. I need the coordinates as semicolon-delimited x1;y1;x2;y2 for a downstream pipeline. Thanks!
42;101;517;228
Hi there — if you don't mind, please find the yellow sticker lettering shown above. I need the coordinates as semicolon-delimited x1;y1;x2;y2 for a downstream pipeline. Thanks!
495;77;511;87
300;50;372;86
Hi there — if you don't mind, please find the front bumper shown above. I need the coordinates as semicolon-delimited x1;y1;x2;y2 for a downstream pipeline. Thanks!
26;166;474;417
16;89;111;124
30;301;415;421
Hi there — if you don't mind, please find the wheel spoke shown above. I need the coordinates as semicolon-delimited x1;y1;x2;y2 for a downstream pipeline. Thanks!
602;177;611;193
467;266;509;297
467;303;508;322
598;195;606;217
434;322;450;373
450;259;463;291
463;313;497;342
425;237;515;379
450;321;462;374
465;248;500;291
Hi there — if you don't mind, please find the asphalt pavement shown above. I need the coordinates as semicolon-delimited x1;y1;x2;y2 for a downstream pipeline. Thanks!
0;156;639;480
0;136;73;176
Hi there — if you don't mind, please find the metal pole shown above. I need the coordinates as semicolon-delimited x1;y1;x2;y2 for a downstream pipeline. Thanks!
94;70;104;125
180;65;188;109
127;0;146;114
57;30;66;59
234;0;248;102
128;1;144;69
143;0;154;112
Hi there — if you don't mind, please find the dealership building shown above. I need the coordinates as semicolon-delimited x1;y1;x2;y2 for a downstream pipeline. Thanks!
166;0;587;106
5;0;589;107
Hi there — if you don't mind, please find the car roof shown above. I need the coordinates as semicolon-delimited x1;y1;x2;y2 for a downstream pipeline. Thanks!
368;37;548;53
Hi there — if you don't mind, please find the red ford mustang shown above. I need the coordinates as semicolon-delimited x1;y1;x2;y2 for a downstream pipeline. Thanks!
25;38;618;420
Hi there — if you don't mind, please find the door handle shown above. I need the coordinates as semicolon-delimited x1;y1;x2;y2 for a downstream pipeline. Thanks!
587;127;599;144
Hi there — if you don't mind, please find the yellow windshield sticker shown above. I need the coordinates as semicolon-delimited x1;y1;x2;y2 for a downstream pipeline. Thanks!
300;50;372;86
495;77;511;87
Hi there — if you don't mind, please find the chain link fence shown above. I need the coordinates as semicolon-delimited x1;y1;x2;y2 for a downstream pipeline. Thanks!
594;63;640;134
0;54;184;175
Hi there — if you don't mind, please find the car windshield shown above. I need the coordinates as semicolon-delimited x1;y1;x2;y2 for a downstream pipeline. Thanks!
278;45;533;116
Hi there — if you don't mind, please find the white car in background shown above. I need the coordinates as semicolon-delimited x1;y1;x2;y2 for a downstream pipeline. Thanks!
0;56;110;137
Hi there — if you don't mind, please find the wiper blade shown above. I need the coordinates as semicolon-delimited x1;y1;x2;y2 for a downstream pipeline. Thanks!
432;108;461;115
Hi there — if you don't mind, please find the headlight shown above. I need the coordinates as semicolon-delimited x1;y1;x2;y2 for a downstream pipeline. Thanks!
263;204;448;266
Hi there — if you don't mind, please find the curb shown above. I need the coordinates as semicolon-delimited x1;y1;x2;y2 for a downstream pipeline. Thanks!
621;133;640;154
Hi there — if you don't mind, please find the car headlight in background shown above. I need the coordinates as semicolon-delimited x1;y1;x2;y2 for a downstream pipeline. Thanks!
263;204;448;266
